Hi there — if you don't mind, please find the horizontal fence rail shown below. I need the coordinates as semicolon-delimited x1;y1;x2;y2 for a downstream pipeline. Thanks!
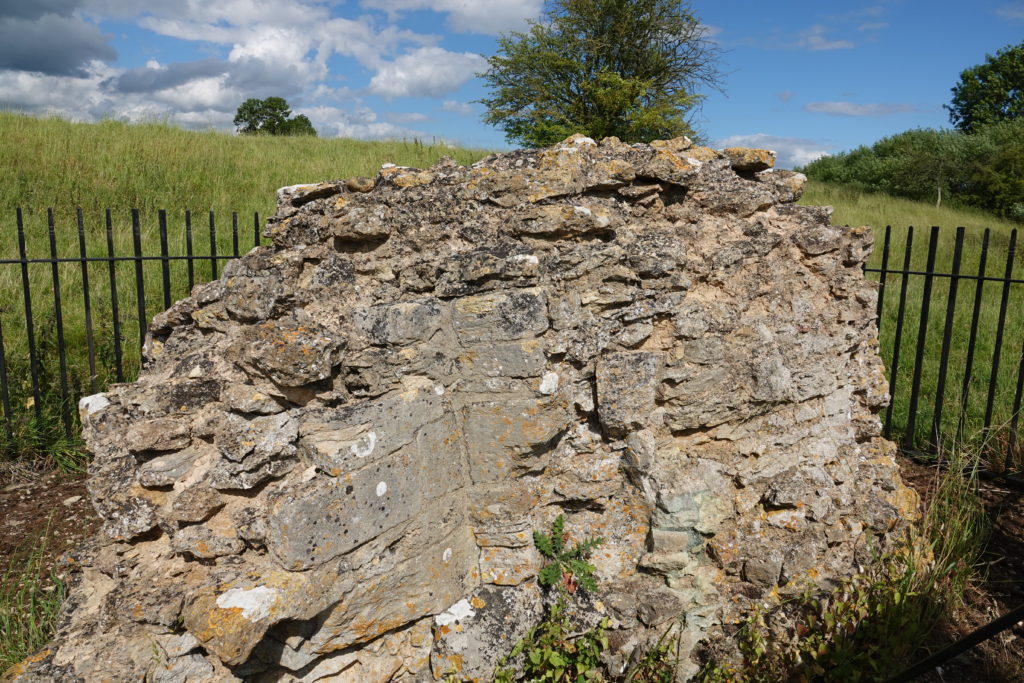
866;225;1023;464
0;218;1022;465
0;208;261;456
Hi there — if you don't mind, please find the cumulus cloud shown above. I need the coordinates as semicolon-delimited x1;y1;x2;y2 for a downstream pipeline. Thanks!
0;0;490;142
442;99;474;115
307;104;427;140
387;111;429;123
804;101;917;116
105;58;225;93
0;11;116;76
792;25;855;51
715;133;833;169
361;0;543;35
368;47;487;99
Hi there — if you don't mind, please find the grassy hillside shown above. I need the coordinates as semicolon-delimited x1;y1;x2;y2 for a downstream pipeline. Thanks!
0;111;490;219
802;181;1024;460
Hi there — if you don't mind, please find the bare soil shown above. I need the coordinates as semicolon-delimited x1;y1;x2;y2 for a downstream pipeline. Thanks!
0;470;101;594
897;455;1024;682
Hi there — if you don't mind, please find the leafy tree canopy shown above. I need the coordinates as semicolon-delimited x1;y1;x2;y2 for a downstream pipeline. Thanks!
946;41;1024;133
479;0;722;147
233;97;317;136
801;120;1024;221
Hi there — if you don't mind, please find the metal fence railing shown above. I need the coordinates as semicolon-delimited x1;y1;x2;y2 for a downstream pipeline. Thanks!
868;225;1023;461
0;208;261;455
0;217;1022;461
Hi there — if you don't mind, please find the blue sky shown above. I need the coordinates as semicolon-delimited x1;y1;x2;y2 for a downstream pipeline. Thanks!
0;0;1021;168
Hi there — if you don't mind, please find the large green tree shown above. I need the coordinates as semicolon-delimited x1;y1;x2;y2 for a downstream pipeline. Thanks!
946;41;1024;133
478;0;721;147
233;97;317;136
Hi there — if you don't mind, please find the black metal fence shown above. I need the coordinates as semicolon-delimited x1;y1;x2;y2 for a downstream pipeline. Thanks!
869;225;1023;461
0;216;1022;461
0;208;261;456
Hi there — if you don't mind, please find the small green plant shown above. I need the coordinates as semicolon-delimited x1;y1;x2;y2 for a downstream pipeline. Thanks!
623;621;682;683
489;514;609;682
534;514;604;594
495;596;610;683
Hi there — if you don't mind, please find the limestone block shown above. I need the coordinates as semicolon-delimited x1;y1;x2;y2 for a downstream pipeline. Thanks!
596;351;662;437
452;288;549;344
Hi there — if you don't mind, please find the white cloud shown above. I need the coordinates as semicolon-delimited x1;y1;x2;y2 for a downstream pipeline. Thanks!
307;104;427;140
387;111;429;123
857;22;889;31
804;101;917;116
442;99;474;115
368;46;486;99
792;25;855;51
995;3;1024;20
715;133;833;169
361;0;543;35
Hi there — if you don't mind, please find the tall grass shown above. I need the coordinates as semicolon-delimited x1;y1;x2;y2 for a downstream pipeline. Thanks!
0;517;66;671
0;112;491;462
802;182;1024;458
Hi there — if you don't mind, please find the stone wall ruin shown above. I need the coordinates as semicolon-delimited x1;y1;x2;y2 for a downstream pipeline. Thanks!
5;135;918;682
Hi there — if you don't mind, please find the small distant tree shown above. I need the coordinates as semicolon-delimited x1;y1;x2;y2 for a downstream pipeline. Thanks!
233;97;317;136
479;0;722;147
946;41;1024;133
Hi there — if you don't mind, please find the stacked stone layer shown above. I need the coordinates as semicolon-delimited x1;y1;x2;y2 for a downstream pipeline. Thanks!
5;135;916;682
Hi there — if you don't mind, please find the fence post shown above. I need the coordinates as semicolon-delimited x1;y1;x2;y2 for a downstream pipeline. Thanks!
16;208;43;423
77;208;98;395
131;209;147;351
982;229;1018;438
931;227;965;446
884;226;915;440
105;209;124;383
903;226;940;449
958;229;991;443
46;208;73;439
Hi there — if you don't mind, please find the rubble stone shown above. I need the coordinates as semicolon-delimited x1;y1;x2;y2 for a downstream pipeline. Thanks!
5;136;917;682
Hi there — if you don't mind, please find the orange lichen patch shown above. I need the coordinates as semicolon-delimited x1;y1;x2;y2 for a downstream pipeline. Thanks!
1;650;51;682
469;596;486;609
391;170;435;188
684;146;720;162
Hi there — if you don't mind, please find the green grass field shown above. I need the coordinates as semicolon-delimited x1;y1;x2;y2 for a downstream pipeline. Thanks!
0;112;1020;464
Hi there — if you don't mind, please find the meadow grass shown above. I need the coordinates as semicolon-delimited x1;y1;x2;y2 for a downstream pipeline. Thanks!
801;182;1024;461
0;112;1021;462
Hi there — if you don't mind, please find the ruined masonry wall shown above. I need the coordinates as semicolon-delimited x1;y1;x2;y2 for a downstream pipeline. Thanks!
6;135;918;683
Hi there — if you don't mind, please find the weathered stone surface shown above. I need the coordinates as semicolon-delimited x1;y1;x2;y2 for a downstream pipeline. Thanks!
7;136;917;683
